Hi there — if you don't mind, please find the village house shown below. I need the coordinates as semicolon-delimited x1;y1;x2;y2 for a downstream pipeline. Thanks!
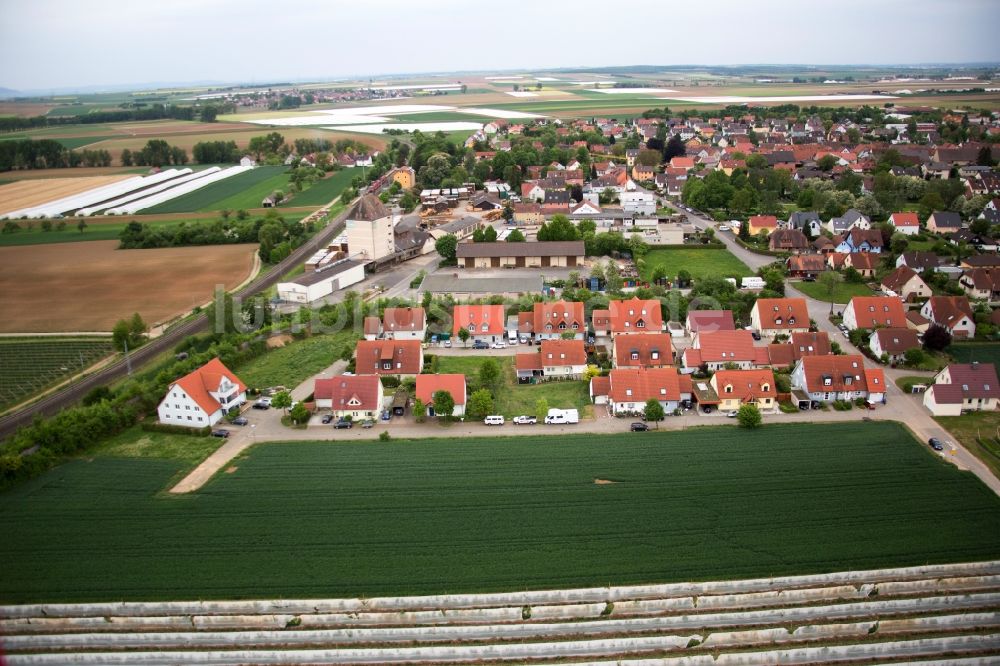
355;339;423;376
415;374;467;417
887;211;921;236
682;329;760;371
592;297;665;339
528;300;586;340
825;209;870;235
896;251;941;272
766;331;833;369
960;267;1000;301
834;228;883;254
790;355;886;404
453;304;506;344
768;228;810;253
786;211;823;237
749;298;811;338
590;367;693;415
842;296;907;331
711;369;777;413
157;358;247;428
684;310;735;337
880;266;930;301
923;362;1000;416
926;210;963;233
520;339;589;380
843;252;880;278
363;316;381;340
381;307;426;340
612;333;675;368
869;328;921;363
314;374;383;419
920;296;976;339
747;215;779;236
786;254;827;278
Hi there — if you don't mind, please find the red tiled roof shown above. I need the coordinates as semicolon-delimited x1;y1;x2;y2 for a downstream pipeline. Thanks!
933;363;1000;403
315;374;381;411
748;215;778;229
383;307;425;333
607;298;663;334
613;333;673;367
925;296;974;332
533;300;585;336
608;367;690;403
170;357;246;414
540;339;587;366
712;369;777;402
846;253;879;271
355;339;423;374
363;316;380;336
592;308;611;331
416;374;467;406
693;329;757;363
881;266;920;293
766;344;796;367
516;352;542;371
686;310;735;334
873;328;920;354
753;298;810;331
790;331;831;358
889;212;920;227
846;296;906;329
590;375;611;397
797;355;879;393
453;304;505;336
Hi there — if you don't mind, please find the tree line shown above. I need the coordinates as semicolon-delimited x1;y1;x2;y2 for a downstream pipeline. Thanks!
0;104;203;134
0;139;111;171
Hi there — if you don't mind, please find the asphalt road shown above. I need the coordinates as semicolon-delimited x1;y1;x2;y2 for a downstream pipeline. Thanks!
0;206;354;442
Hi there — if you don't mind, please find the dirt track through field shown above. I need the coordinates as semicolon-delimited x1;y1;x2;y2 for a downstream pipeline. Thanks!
0;240;257;333
0;176;132;215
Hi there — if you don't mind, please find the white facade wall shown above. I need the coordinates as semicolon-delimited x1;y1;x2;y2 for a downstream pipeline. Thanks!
347;215;394;261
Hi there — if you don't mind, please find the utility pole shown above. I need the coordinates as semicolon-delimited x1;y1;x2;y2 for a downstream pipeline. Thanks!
123;339;132;377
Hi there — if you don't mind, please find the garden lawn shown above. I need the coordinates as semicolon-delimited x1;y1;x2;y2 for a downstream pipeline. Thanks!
936;411;1000;481
641;247;752;281
2;422;1000;603
234;331;358;390
793;280;872;304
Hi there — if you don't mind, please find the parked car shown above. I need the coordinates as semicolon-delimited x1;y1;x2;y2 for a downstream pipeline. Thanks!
492;341;507;349
484;415;505;426
231;416;248;426
257;397;272;406
928;437;944;451
513;415;536;425
211;429;230;438
333;418;353;429
630;422;649;431
702;405;713;414
321;414;334;424
726;410;738;418
252;402;270;410
518;335;530;344
381;410;391;421
360;419;375;428
443;339;452;348
472;340;489;350
718;225;729;232
750;331;762;341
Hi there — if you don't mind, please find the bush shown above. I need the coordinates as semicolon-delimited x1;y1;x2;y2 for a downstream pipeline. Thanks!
737;404;762;429
832;399;854;411
854;397;867;407
378;431;391;441
779;401;799;414
141;422;211;437
380;375;401;388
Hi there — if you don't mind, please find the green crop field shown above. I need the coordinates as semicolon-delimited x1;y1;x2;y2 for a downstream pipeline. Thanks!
142;166;289;214
235;330;359;390
0;337;115;411
0;217;221;247
285;168;356;207
792;280;873;304
948;342;1000;369
641;247;753;281
2;422;999;603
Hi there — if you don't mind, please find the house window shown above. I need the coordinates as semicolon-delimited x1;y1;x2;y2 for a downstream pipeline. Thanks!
630;352;639;360
823;376;832;386
558;322;566;330
775;317;783;325
762;384;769;392
725;385;733;393
651;351;659;360
572;323;579;329
636;320;645;328
626;389;632;396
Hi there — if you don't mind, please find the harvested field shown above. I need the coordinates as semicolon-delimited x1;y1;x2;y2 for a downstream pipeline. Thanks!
0;175;132;215
0;102;57;117
0;240;256;332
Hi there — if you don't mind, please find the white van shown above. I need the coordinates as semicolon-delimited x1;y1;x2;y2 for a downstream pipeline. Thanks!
484;415;505;426
544;408;579;424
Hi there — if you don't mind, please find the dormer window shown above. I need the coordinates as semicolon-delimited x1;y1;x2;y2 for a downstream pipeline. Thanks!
724;384;733;393
651;351;659;360
762;384;769;392
480;323;488;332
545;323;552;331
630;351;639;360
626;389;632;396
775;317;783;325
558;322;566;330
823;375;832;386
572;322;579;329
660;388;666;395
468;324;475;332
788;317;796;325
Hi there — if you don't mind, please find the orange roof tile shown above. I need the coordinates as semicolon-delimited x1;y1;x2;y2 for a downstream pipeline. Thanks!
170;357;245;415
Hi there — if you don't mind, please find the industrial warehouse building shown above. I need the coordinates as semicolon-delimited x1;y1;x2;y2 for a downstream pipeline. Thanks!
455;241;586;268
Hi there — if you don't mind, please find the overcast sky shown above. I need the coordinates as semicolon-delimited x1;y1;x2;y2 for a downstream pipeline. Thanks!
2;0;998;92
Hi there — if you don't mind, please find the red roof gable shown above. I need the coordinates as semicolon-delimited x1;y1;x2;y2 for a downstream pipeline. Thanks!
608;367;690;403
846;296;906;329
613;333;673;367
355;339;423;375
533;300;585;335
692;329;757;363
415;374;467;406
798;355;879;393
712;369;777;402
314;374;382;411
453;304;505;337
686;310;735;334
607;297;663;334
889;212;920;227
540;339;587;366
170;357;245;415
753;298;810;331
383;307;425;333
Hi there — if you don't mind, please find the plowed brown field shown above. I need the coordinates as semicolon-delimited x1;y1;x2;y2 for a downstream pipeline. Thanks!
0;241;257;332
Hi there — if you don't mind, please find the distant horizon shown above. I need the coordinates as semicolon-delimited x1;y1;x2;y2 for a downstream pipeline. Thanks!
4;61;999;97
2;0;998;92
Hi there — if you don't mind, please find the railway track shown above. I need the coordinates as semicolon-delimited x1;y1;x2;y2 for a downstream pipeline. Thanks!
0;206;350;441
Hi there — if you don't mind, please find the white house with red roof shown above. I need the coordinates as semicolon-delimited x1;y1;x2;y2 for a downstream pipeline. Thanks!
416;374;467;417
531;300;585;340
590;367;693;416
592;297;664;340
682;329;759;371
749;298;811;338
887;212;921;236
157;357;247;428
711;369;778;413
790;355;885;404
314;375;384;418
453;304;506;343
842;296;907;331
920;296;976;339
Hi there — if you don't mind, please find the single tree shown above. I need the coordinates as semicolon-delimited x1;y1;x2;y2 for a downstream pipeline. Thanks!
467;388;494;420
271;390;293;413
922;323;952;352
737;403;762;429
76;219;87;233
413;397;426;423
479;358;502;388
432;390;455;419
483;226;498;242
435;233;458;263
535;397;549;423
817;270;844;314
644;398;665;425
289;402;310;424
507;228;525;242
457;327;471;347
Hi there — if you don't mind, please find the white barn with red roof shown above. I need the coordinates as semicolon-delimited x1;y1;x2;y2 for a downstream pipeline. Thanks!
157;357;247;428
